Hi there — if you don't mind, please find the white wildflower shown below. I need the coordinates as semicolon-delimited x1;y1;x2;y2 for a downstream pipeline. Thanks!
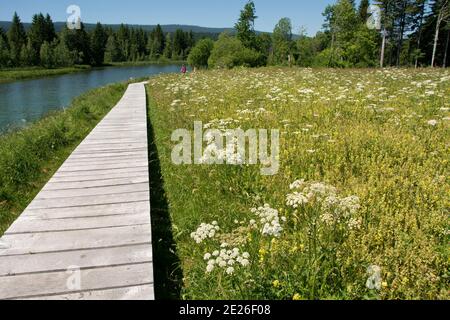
286;192;309;208
226;267;235;275
252;204;284;237
206;264;215;273
191;222;220;244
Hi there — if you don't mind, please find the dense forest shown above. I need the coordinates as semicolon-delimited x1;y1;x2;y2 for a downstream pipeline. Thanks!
0;13;197;68
0;0;448;69
189;0;450;69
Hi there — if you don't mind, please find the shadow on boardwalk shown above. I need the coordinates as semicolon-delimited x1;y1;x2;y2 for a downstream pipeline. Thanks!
147;112;184;300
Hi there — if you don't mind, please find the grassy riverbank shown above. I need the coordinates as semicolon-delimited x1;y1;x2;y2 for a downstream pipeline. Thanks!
109;60;186;67
0;61;185;83
146;67;449;300
0;66;92;83
0;82;127;235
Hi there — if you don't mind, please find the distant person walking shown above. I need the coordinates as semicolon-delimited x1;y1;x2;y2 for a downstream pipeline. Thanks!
181;64;187;74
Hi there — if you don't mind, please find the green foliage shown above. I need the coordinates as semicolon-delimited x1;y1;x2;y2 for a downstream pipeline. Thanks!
235;0;258;49
272;18;293;65
187;38;214;68
53;40;75;67
104;34;121;63
63;23;91;65
19;39;35;66
163;33;173;59
208;33;264;69
28;13;56;65
358;0;371;23
90;23;108;66
0;35;10;67
346;25;380;67
147;24;165;59
296;34;317;67
7;12;26;66
39;41;53;68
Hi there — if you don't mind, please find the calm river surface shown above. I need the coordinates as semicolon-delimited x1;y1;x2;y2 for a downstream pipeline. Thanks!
0;64;181;133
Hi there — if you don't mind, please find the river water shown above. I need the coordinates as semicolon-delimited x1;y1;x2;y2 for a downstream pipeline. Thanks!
0;64;181;133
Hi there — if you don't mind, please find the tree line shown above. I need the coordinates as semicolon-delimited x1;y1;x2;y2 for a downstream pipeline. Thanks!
188;0;450;69
1;1;448;70
0;12;197;68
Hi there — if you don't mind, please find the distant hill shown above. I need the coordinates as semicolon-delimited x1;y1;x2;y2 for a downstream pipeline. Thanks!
0;21;236;35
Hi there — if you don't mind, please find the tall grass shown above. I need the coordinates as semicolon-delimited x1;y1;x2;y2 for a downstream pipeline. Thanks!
0;82;127;235
146;67;449;300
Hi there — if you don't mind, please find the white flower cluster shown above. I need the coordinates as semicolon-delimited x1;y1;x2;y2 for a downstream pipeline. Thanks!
287;180;362;229
286;192;309;208
251;204;285;238
199;133;244;165
204;247;250;274
190;222;220;244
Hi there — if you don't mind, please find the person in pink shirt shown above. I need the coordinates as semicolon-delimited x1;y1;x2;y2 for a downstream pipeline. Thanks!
181;64;187;74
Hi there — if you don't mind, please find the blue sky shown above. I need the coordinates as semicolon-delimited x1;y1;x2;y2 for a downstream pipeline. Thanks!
0;0;342;35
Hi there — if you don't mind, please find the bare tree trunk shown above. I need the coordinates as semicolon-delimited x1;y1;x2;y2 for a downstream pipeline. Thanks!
381;29;387;68
432;16;441;67
444;29;450;67
396;1;407;67
432;1;449;67
415;3;426;68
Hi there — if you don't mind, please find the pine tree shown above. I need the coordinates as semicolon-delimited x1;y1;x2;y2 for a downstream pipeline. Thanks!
163;33;173;59
44;14;56;43
90;22;108;66
53;40;75;67
116;24;131;61
40;41;54;68
272;18;293;65
0;30;10;67
63;22;91;65
358;0;371;23
173;29;186;59
28;13;47;64
104;34;120;63
235;1;258;49
20;39;35;66
152;24;165;57
129;28;139;61
7;12;27;66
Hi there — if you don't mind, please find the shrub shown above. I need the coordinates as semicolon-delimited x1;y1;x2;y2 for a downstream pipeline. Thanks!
208;33;264;69
187;38;214;69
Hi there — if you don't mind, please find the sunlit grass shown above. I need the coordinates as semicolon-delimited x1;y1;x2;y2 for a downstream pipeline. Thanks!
147;67;449;300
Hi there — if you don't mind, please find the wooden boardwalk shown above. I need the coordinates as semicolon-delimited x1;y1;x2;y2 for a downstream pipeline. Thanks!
0;83;154;300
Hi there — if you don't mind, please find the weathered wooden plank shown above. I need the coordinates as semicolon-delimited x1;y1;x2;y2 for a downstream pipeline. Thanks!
23;201;150;219
66;151;147;160
0;82;153;300
0;263;154;300
28;191;149;209
44;176;149;190
0;243;152;276
58;161;149;173
49;171;149;183
0;224;152;256
38;183;148;198
5;212;150;234
52;166;148;178
24;285;155;300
